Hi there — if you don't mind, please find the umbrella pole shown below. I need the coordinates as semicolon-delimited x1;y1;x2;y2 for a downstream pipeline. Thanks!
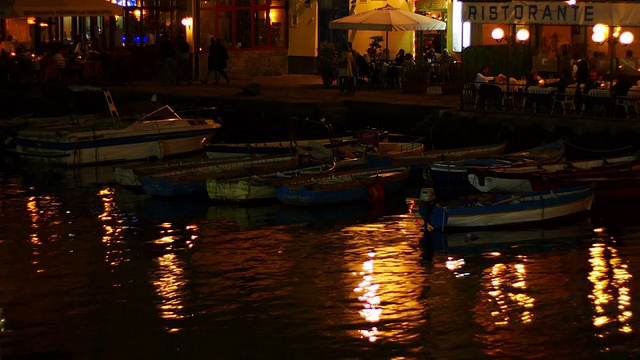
386;31;389;58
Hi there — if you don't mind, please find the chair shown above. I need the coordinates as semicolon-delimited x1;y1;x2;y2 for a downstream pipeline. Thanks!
587;88;611;117
40;58;61;82
462;83;479;109
552;86;576;115
619;89;640;118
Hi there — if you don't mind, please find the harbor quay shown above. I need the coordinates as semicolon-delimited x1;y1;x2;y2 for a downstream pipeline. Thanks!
3;75;640;153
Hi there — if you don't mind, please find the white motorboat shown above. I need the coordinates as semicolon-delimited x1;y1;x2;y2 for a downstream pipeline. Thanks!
10;90;222;166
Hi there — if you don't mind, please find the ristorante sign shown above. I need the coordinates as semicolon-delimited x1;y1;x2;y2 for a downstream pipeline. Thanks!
463;1;640;26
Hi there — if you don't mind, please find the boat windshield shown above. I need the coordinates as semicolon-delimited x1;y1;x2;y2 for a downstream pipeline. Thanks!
141;105;182;122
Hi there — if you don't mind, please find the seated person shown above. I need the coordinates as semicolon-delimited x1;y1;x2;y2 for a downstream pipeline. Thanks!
584;71;604;94
525;69;542;89
403;53;414;64
612;72;634;96
619;50;639;75
475;65;501;88
394;49;405;66
544;68;575;93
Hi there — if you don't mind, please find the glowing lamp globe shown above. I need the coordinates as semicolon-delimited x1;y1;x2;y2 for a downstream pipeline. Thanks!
516;29;530;42
592;23;607;35
491;28;505;41
592;32;606;44
620;31;634;45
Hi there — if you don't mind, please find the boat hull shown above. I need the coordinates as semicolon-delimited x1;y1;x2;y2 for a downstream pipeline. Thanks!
421;186;594;229
13;120;219;166
207;178;277;203
275;167;410;206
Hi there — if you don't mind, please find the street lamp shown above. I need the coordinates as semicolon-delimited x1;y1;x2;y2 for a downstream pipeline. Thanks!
591;24;634;88
492;27;530;108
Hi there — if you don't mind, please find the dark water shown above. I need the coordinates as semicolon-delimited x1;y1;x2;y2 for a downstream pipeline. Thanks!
1;163;640;359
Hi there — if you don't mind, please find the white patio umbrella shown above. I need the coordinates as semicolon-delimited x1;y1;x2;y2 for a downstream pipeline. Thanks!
328;4;446;32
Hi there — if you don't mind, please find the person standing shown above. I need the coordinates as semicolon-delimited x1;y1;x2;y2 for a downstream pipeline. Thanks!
175;34;192;85
1;35;15;56
202;38;229;84
338;43;356;94
572;54;589;111
213;38;229;84
73;36;90;59
158;34;176;85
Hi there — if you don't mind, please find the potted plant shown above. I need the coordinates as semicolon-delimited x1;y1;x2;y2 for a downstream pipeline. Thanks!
401;59;431;93
369;36;384;54
317;41;339;86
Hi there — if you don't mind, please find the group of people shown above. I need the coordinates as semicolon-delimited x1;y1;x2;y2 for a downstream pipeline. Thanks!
158;34;230;86
336;44;457;92
473;52;639;114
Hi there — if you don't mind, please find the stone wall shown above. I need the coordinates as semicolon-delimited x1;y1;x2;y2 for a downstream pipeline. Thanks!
225;49;289;78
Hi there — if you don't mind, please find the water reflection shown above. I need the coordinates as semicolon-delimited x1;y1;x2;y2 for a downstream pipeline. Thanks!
481;257;535;326
355;250;381;342
343;208;424;345
98;187;129;267
588;229;633;337
153;252;188;332
26;194;63;272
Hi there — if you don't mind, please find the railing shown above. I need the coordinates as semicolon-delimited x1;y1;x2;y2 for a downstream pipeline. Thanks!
460;82;640;119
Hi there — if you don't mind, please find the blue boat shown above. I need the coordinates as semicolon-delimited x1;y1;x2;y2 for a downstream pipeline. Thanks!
275;166;410;206
419;185;594;230
426;140;566;199
139;154;300;197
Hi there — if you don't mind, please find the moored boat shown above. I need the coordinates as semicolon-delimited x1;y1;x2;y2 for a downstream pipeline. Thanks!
366;142;508;170
426;140;566;199
275;166;410;206
467;152;640;193
206;161;337;203
531;164;640;202
114;153;289;187
419;185;595;230
10;91;221;166
139;153;302;197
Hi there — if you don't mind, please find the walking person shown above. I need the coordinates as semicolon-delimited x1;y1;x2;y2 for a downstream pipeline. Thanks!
201;38;229;84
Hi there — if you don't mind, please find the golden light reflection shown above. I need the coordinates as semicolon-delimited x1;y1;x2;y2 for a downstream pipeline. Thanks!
26;195;62;272
355;250;381;342
480;259;535;326
97;187;127;267
343;213;423;344
153;253;187;331
588;239;633;336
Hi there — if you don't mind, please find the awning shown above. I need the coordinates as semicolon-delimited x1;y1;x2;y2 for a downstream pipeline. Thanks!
463;1;640;26
0;0;123;18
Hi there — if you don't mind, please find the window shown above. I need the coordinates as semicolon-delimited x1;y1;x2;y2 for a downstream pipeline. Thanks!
199;0;287;49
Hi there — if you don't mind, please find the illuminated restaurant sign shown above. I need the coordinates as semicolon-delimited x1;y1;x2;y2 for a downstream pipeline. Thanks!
462;1;640;26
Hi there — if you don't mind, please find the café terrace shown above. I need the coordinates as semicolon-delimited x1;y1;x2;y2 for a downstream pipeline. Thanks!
459;1;640;118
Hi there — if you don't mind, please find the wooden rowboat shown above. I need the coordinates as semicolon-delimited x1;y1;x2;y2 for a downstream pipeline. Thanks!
419;185;594;230
275;166;410;206
468;152;639;193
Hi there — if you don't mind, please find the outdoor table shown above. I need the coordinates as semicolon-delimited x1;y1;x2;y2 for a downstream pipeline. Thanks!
586;89;613;116
499;81;527;109
526;86;557;113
